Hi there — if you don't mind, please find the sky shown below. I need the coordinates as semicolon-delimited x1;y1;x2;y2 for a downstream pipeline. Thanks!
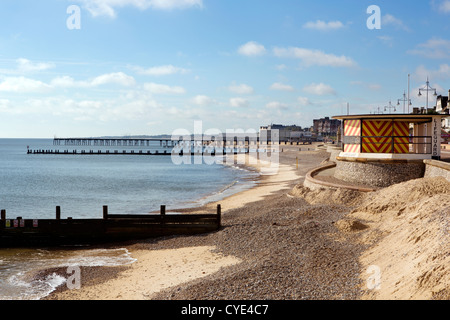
0;0;449;138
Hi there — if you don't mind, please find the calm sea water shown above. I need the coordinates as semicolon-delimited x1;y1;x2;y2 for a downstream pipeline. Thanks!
0;138;258;299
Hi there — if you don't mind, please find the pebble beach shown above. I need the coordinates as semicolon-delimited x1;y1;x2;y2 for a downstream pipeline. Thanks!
41;144;450;300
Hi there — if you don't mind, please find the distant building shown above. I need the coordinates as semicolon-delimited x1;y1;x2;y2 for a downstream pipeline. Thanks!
436;90;450;133
259;124;311;142
312;117;341;136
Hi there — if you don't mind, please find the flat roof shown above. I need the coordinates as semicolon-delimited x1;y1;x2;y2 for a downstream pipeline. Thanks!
332;113;445;123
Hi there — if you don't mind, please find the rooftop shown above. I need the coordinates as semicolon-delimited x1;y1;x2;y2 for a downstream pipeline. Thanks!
332;113;445;124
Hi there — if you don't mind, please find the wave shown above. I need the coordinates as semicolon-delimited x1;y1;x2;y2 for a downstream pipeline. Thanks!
0;248;136;300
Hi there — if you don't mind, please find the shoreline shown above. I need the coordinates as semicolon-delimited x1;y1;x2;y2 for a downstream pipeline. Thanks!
168;149;305;214
148;153;263;215
43;144;327;300
41;144;450;300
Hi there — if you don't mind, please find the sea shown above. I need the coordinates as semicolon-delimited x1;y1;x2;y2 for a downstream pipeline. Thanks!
0;138;259;300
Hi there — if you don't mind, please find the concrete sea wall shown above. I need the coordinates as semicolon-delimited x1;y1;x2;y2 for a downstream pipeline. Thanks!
424;159;450;182
334;157;425;188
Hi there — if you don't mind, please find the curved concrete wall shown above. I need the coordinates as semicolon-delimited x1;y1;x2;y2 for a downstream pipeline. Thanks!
334;157;425;188
424;159;450;181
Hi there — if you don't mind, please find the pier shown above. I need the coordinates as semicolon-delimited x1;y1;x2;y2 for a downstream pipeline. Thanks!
27;136;312;155
28;149;175;155
53;137;177;147
0;205;222;247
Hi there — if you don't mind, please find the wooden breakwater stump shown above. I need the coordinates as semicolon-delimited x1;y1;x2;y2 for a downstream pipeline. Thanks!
0;205;222;247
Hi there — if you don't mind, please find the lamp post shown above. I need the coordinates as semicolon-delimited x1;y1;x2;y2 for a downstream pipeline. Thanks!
418;77;437;112
373;106;383;114
397;91;412;114
408;74;411;113
384;100;396;113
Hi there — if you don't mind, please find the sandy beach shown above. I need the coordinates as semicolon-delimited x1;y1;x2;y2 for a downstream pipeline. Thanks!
42;144;450;300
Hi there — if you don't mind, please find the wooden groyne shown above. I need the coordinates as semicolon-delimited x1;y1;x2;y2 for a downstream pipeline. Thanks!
0;205;221;247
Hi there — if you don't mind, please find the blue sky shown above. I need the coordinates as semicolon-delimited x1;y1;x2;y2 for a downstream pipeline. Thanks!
0;0;449;138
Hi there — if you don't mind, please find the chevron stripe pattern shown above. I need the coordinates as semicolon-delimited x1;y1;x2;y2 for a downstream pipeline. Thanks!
344;120;360;136
361;120;410;154
393;121;410;154
344;120;360;153
344;144;360;153
362;120;393;153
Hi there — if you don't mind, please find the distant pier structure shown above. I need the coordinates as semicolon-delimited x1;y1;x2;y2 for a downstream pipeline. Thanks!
53;137;176;148
28;136;272;155
28;137;178;155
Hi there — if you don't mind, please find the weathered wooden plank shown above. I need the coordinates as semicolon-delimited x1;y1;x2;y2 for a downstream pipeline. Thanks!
0;211;221;247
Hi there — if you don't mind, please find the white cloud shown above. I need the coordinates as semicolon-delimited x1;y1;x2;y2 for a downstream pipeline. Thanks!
0;58;55;75
238;41;266;56
51;72;136;88
50;76;77;88
132;64;189;76
146;0;203;10
303;20;344;31
192;95;215;106
275;64;287;71
382;14;409;31
297;96;312;106
228;83;254;94
273;47;356;68
0;99;11;113
303;83;336;96
0;72;136;93
440;0;450;12
230;97;249;108
408;37;450;59
368;84;382;91
265;101;288;110
377;35;394;47
91;72;136;86
16;58;55;73
0;76;52;93
143;82;186;94
414;64;450;81
77;0;203;18
432;0;450;13
0;92;163;121
270;82;295;92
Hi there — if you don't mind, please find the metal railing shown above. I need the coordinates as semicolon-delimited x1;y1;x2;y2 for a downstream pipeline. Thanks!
344;135;432;154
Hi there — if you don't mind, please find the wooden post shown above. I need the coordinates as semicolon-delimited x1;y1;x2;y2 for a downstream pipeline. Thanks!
160;205;166;225
217;204;221;227
1;209;5;221
56;206;61;220
103;206;108;220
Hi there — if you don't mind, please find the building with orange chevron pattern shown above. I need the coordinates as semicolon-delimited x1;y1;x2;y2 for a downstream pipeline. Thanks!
333;114;445;160
329;113;446;188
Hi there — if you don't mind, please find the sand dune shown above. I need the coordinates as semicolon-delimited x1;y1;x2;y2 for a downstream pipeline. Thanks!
344;177;450;299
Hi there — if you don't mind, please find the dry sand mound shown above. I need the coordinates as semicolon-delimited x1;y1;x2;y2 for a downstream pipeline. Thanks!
352;176;449;219
290;184;365;207
291;176;450;299
335;219;368;233
348;176;450;300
